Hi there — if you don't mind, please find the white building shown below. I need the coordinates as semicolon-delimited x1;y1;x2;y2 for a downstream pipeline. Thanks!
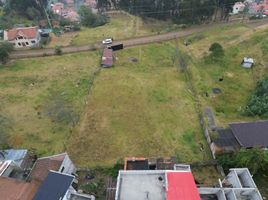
232;2;246;14
4;26;40;48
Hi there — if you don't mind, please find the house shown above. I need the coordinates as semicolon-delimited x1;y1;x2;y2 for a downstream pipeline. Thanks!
211;120;268;154
232;2;246;14
33;171;95;200
115;165;201;200
229;120;268;148
114;163;263;200
0;151;95;200
28;152;76;183
4;27;40;48
51;2;64;15
248;0;268;14
0;149;32;169
241;57;254;68
0;177;40;200
62;8;80;22
101;48;113;68
85;0;97;8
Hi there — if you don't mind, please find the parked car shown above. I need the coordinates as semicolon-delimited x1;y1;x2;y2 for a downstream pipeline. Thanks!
102;38;113;45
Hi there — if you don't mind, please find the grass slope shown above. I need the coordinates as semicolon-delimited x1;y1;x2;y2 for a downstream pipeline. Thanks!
0;52;99;155
68;43;210;167
181;24;268;126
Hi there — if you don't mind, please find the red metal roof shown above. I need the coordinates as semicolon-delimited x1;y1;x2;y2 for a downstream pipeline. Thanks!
167;172;201;200
101;48;113;67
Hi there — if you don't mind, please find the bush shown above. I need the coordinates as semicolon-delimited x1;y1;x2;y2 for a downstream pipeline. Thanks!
245;76;268;117
54;46;62;55
209;43;224;57
217;148;268;175
0;42;14;64
204;42;224;63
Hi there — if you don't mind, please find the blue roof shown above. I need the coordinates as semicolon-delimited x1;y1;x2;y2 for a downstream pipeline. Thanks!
0;149;28;167
33;171;74;200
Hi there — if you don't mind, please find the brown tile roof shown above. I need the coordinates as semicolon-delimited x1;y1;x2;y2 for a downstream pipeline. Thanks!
29;153;66;182
5;27;38;41
0;177;40;200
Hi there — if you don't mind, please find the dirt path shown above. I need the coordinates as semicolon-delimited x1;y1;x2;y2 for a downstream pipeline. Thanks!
10;19;268;59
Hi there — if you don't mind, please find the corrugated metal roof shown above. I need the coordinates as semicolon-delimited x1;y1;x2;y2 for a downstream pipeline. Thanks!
214;128;240;148
33;171;74;200
101;48;113;67
0;149;28;167
0;160;11;176
166;172;201;200
230;120;268;148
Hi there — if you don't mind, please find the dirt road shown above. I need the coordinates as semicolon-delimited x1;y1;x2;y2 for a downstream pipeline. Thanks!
10;18;268;59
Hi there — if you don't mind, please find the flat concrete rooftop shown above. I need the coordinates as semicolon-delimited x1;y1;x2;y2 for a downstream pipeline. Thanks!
116;171;166;200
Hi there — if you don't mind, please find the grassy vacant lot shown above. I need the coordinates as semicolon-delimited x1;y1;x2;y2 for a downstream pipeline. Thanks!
0;52;100;155
48;13;177;47
68;42;211;167
180;24;268;127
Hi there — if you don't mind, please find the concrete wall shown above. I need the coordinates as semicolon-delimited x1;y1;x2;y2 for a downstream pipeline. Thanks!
59;154;76;175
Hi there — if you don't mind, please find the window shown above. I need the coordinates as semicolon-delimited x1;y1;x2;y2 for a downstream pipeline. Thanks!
18;42;21;46
26;42;29;45
31;40;36;44
60;166;65;173
18;36;23;39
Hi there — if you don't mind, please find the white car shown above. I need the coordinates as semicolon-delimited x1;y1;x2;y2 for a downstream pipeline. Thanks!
102;38;113;45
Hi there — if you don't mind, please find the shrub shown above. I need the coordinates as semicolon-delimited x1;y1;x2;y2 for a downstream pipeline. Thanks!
217;148;268;175
205;42;225;63
0;42;14;64
209;43;224;57
245;76;268;117
54;46;62;55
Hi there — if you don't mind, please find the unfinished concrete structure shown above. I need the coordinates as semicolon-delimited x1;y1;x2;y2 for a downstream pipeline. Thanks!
115;165;263;200
199;168;263;200
115;165;200;200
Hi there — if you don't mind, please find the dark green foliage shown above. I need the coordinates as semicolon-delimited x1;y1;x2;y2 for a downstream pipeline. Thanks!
59;19;73;27
245;76;268;117
5;0;47;20
54;46;62;55
110;159;124;178
209;43;224;57
78;6;109;28
205;42;225;63
218;148;268;175
0;42;14;64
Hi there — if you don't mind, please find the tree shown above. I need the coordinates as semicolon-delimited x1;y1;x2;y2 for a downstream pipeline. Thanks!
78;5;108;27
207;42;225;62
245;76;268;117
0;42;14;64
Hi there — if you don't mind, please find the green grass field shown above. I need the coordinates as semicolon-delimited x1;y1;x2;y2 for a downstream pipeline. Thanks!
0;52;100;155
68;42;211;166
2;22;268;170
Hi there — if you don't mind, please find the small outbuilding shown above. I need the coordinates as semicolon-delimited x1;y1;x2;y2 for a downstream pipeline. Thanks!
101;48;113;68
241;57;254;68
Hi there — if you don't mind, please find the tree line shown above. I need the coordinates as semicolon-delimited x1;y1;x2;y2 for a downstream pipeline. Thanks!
96;0;240;24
